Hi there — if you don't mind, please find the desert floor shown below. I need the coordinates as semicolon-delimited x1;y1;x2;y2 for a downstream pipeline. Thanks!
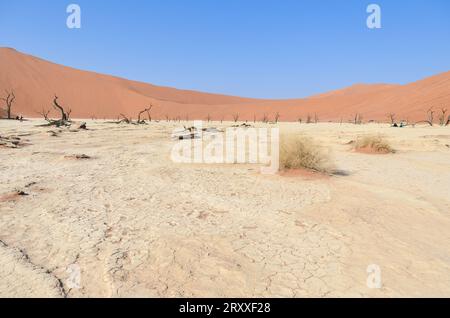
0;119;449;297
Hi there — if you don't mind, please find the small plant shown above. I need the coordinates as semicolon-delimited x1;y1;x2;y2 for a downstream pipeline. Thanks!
354;135;394;154
279;135;332;173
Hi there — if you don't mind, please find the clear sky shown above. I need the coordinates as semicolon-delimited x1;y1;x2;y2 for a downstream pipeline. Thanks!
1;0;449;98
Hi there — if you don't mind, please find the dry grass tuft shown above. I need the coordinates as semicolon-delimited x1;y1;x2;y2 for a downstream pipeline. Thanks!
354;135;394;154
279;135;332;173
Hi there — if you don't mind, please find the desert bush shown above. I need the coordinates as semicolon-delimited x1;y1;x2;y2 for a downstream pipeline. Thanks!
279;135;332;173
354;135;394;154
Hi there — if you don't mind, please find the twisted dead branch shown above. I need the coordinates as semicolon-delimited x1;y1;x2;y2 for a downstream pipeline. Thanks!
137;106;153;124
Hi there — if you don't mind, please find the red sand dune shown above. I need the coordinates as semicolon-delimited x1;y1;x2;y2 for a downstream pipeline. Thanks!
1;47;449;122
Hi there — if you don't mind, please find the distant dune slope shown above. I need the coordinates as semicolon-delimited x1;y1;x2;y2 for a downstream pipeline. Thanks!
1;47;449;122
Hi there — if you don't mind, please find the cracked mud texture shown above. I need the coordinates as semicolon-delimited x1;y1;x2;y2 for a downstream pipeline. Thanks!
1;120;449;297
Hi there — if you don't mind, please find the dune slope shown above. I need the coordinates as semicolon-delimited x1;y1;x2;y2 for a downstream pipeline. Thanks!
0;47;449;122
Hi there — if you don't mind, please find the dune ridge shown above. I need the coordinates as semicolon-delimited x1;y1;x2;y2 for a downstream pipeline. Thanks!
1;47;449;122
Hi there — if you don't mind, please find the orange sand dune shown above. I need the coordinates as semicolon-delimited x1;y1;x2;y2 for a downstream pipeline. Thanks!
1;47;449;122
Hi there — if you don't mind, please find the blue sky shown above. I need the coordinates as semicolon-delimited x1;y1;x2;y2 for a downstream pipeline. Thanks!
1;0;449;98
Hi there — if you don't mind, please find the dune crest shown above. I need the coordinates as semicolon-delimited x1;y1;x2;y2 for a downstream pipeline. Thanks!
1;47;449;122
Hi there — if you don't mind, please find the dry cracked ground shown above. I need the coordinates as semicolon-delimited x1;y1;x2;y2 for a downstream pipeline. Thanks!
1;120;449;297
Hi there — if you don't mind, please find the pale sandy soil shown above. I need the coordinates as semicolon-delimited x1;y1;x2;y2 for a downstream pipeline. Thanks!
0;119;449;298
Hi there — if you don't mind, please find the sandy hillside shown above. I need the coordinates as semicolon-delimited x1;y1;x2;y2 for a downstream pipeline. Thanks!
1;47;449;122
0;120;449;297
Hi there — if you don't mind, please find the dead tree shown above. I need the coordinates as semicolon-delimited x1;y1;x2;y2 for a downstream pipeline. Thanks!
388;113;396;126
416;107;435;126
427;107;435;126
306;114;312;124
37;108;51;121
39;96;71;126
274;112;281;123
1;90;16;119
262;113;269;123
314;113;319;124
233;113;240;123
438;108;448;126
206;113;211;123
354;113;362;125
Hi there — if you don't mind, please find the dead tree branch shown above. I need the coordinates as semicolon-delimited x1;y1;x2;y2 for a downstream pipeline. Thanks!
119;113;131;124
137;106;153;124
